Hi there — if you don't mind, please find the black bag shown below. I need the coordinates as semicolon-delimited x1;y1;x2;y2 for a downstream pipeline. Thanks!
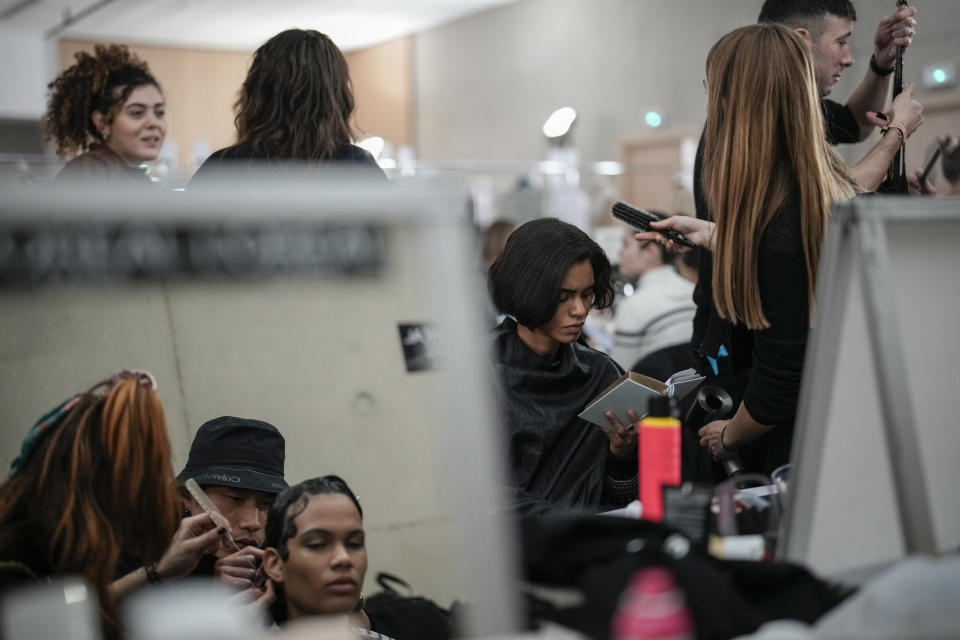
364;572;457;640
520;512;851;640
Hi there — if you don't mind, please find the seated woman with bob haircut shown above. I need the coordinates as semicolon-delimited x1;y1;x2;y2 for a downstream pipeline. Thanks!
262;475;395;638
488;218;639;514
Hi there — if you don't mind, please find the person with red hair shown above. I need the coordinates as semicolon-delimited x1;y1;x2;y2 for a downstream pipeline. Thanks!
0;371;222;639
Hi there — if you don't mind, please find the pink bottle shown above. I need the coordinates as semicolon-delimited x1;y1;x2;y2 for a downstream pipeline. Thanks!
610;567;694;640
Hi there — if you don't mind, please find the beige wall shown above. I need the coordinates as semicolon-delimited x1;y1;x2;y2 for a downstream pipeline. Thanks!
414;0;960;169
59;36;413;178
413;0;759;165
347;37;414;148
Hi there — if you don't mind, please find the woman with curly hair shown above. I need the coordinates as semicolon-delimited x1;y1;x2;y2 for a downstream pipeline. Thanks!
44;44;165;182
0;371;223;639
190;29;383;181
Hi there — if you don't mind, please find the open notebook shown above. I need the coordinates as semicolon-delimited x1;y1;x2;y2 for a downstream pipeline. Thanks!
578;368;703;429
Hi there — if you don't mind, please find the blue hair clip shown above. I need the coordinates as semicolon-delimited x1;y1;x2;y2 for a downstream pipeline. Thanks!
704;344;729;376
9;395;81;477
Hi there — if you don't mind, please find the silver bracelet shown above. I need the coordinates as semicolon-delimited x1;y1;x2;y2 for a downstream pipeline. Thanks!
720;423;734;452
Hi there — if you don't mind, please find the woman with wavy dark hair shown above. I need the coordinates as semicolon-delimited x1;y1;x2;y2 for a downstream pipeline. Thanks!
191;29;383;180
0;371;223;639
488;218;640;514
44;44;165;182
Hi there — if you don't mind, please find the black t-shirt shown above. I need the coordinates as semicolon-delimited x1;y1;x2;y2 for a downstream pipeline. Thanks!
189;141;387;185
821;98;860;145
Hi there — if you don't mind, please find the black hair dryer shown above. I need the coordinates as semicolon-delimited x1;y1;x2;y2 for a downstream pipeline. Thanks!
684;384;742;476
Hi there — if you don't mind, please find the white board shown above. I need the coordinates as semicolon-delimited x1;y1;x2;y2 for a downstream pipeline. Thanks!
782;196;960;579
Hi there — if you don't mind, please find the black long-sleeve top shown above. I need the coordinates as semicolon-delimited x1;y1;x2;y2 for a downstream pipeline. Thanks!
741;199;809;426
692;137;810;473
189;141;386;184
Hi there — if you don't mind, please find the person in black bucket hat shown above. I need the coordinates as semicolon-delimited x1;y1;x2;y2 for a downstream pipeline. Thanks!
177;416;288;495
176;416;288;594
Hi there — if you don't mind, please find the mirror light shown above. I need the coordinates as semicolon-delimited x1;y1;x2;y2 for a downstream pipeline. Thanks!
542;107;578;138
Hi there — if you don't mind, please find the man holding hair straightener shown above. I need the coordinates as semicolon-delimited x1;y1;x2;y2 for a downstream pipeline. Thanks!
757;0;931;193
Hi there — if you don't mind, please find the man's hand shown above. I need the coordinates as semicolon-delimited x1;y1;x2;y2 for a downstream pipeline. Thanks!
603;409;639;458
873;4;918;69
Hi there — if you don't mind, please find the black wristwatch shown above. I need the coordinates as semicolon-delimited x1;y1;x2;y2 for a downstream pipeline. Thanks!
870;54;895;77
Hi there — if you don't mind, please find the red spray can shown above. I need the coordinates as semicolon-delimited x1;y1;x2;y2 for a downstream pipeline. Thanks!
639;395;681;522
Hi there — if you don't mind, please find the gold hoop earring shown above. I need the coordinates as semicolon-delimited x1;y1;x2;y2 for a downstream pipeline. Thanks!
354;592;364;612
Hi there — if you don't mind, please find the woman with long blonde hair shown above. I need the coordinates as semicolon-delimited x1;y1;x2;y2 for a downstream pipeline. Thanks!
638;23;857;475
0;371;223;639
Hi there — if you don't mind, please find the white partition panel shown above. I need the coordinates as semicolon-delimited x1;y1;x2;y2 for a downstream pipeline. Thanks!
782;196;960;579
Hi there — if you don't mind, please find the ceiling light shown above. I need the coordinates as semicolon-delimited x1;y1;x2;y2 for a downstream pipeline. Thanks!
593;161;623;176
922;62;956;90
542;107;577;138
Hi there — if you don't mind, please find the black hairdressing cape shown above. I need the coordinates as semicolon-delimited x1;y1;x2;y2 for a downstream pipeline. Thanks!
490;318;623;515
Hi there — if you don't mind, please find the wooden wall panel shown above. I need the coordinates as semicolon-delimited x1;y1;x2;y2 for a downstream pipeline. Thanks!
619;128;700;217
